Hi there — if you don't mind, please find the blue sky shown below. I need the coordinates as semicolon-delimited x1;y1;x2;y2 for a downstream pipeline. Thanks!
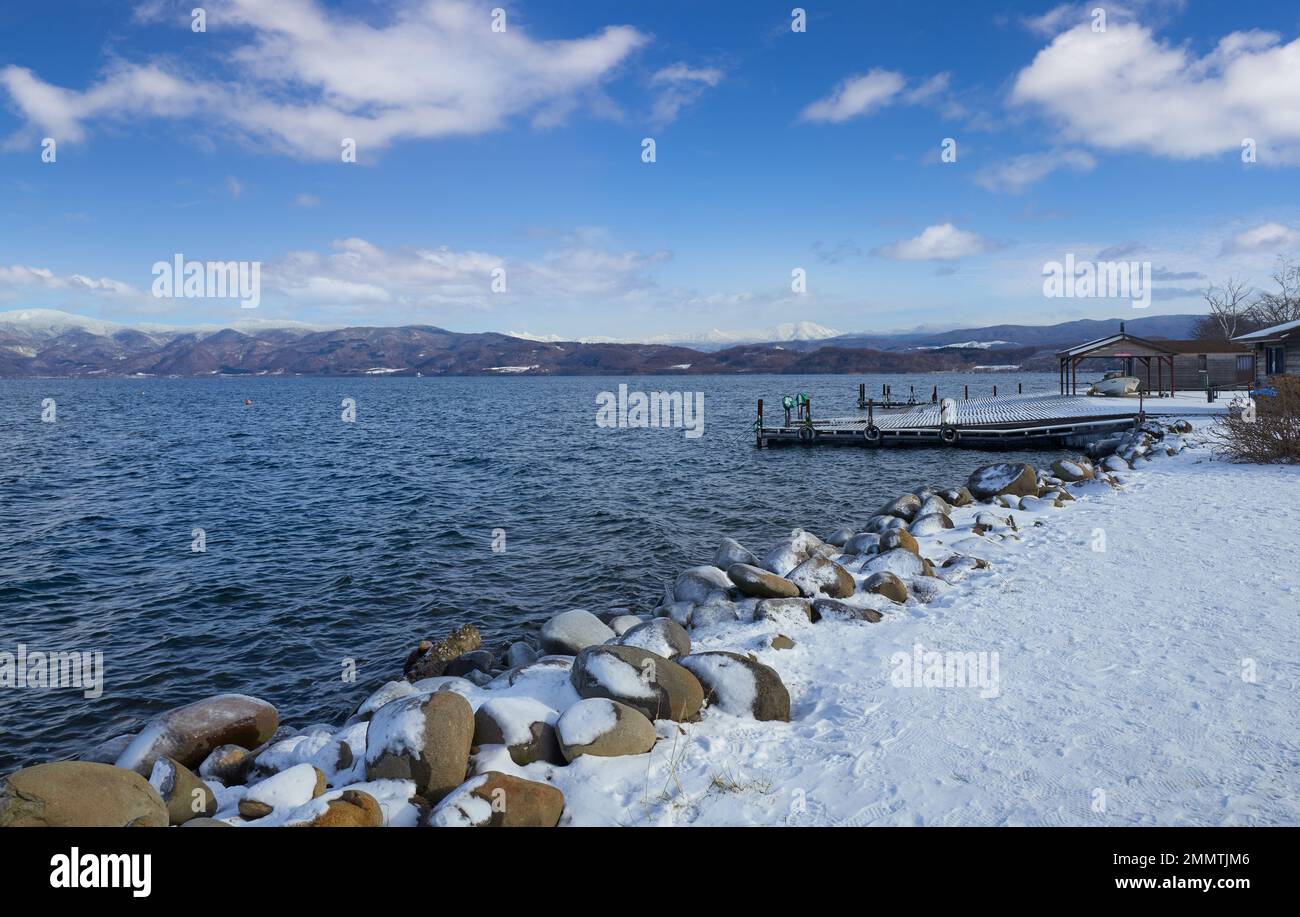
2;0;1300;340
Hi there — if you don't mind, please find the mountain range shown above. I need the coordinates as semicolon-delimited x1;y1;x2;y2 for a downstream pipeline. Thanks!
0;309;1202;378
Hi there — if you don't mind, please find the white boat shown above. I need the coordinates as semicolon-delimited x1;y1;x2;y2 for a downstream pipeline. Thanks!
1088;371;1141;397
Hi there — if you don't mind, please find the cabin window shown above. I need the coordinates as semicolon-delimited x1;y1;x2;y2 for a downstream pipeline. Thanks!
1265;346;1286;376
1236;355;1253;374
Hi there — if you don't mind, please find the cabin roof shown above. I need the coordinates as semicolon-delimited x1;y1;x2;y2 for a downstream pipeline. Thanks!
1234;318;1300;343
1147;339;1249;354
1055;331;1178;358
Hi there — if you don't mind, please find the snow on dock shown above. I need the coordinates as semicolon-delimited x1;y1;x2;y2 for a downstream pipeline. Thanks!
758;392;1230;447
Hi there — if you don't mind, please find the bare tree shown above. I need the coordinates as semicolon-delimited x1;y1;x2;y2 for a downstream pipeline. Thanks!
1193;277;1256;339
1249;256;1300;327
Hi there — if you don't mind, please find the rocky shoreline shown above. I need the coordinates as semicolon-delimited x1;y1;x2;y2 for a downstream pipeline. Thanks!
0;419;1196;828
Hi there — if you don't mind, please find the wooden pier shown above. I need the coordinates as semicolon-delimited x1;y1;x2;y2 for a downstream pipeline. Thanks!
756;390;1216;448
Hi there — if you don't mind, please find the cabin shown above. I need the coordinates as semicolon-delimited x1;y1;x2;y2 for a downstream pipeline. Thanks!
1148;339;1252;390
1059;325;1252;394
1233;318;1300;386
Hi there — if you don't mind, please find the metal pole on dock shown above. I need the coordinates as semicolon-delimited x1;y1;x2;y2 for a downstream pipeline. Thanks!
756;399;763;448
993;385;998;397
964;384;968;400
932;385;938;403
868;398;874;426
1018;382;1022;395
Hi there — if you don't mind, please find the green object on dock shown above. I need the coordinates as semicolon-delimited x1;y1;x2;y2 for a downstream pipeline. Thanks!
781;395;795;410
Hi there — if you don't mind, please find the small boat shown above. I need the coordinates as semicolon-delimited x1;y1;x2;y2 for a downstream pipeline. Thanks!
1088;371;1141;397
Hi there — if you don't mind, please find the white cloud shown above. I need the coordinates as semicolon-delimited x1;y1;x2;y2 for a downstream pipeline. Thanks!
1220;222;1300;255
974;149;1096;193
2;0;648;158
648;62;724;125
801;70;907;123
292;193;321;207
1012;21;1300;160
875;224;1002;261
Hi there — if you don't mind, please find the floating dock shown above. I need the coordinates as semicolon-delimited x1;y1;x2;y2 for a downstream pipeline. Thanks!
756;391;1225;448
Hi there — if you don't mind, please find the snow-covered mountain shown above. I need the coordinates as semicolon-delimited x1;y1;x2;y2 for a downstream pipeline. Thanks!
508;321;842;349
0;308;330;342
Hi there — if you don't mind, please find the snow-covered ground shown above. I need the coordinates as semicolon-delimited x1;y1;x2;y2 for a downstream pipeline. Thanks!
533;427;1299;826
191;422;1297;827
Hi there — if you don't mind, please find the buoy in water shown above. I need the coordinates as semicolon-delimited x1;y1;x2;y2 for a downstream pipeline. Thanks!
244;399;252;406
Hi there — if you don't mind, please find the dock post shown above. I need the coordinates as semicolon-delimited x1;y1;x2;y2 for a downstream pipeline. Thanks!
868;398;874;426
931;385;937;403
859;382;865;408
964;384;968;400
757;399;764;448
1018;382;1023;395
993;385;998;397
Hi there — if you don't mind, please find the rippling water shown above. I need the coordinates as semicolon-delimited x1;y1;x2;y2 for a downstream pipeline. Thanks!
0;371;1065;771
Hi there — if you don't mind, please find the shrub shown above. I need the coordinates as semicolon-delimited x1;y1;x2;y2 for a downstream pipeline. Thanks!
1210;375;1300;463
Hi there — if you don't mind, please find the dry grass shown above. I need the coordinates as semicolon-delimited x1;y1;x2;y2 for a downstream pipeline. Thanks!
1210;376;1300;464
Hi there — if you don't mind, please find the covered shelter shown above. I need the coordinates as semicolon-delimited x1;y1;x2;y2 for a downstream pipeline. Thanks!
1056;325;1177;397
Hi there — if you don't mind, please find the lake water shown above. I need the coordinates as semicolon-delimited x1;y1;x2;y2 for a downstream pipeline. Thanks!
0;371;1066;771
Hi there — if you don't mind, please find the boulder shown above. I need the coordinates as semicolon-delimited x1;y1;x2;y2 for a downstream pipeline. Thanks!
148;756;216;825
759;529;824;576
910;513;954;536
672;565;734;604
115;693;279;776
712;537;759;570
1051;457;1094;482
864;571;908;603
0;761;168;827
826;526;857;547
1169;419;1193;434
304;789;384;827
198;744;251;785
556;699;656;761
876;493;922;521
917;495;952;517
727;562;801;599
473;697;564;766
570;645;704;722
424;772;565;827
786;554;855;599
811;597;883;623
539;610;615;655
863;548;927;579
966;462;1038;501
404;624;483;680
864;514;908;534
753;597;814;626
617;618;691;660
364;691;474;802
505;641;539;669
679;652;791;722
909;576;953;604
770;635;796;650
1102;454;1130;472
687;597;740;630
444;650;495;678
238;763;326;820
940;486;974;506
879;528;920;555
607;614;645;637
842;532;881;555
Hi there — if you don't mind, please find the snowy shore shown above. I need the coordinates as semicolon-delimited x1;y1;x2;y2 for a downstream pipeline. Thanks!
3;417;1296;827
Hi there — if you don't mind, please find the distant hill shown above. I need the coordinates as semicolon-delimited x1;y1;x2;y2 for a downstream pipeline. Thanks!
0;310;1204;378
